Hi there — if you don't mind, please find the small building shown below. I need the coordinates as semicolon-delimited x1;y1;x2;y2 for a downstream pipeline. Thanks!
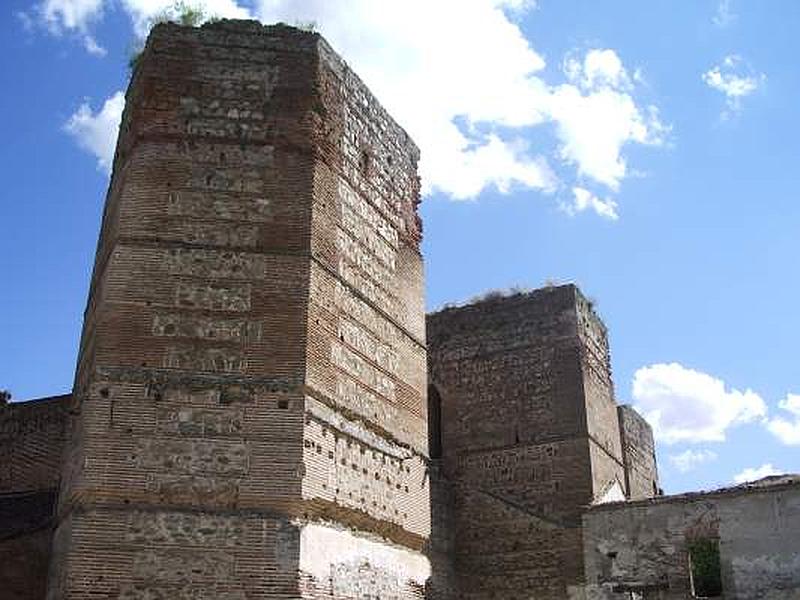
582;475;800;599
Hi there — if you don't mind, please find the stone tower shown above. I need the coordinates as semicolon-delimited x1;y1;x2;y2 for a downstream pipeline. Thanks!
49;21;430;599
427;284;640;599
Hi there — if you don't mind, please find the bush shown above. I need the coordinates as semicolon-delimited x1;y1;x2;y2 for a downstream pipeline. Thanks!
128;1;210;70
689;538;722;597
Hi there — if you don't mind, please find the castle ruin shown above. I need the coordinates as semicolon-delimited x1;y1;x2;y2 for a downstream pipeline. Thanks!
1;20;798;600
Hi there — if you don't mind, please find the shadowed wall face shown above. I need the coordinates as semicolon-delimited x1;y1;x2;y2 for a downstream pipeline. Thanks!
618;404;658;500
576;294;626;505
47;20;428;600
427;286;597;600
426;285;659;599
582;481;800;599
0;396;68;600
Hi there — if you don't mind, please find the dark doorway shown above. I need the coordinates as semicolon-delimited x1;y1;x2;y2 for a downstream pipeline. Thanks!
689;538;722;597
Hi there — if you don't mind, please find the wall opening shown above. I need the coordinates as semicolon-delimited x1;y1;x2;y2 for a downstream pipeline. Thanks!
427;384;442;459
688;538;722;597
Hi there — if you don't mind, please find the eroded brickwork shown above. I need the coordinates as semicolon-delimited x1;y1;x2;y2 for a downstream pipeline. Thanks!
0;395;68;600
14;17;798;600
427;285;602;600
576;296;626;503
47;20;428;600
582;477;800;599
425;285;663;599
0;396;68;494
618;404;658;500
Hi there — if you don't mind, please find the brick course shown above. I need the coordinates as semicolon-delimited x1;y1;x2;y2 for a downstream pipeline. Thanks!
46;20;428;599
426;285;650;599
21;18;800;600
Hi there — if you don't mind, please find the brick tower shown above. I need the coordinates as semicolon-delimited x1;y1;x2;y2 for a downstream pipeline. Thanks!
426;285;631;599
49;21;430;599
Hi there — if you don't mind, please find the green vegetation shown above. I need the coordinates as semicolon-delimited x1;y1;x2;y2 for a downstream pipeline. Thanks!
292;20;317;32
128;1;213;70
170;1;206;26
689;538;723;597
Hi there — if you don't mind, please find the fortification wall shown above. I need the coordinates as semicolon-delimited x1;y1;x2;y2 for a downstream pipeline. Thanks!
1;489;58;600
618;404;658;500
48;20;428;600
575;295;626;502
298;33;430;570
428;287;586;452
582;478;800;599
425;461;457;600
0;395;68;600
0;396;68;494
427;286;597;600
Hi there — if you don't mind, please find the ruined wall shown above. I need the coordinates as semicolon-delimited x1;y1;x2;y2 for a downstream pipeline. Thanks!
582;478;800;599
0;396;68;494
427;285;597;600
425;461;457;600
1;490;59;600
0;396;68;600
49;20;427;600
297;35;430;593
576;295;626;504
618;404;658;500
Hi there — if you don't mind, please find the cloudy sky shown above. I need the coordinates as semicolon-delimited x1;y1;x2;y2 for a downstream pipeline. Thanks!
2;0;798;494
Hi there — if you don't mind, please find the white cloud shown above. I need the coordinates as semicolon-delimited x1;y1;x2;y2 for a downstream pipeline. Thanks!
83;34;106;56
669;449;718;473
632;362;767;444
733;463;783;484
120;0;251;37
567;187;618;220
27;0;251;52
55;1;666;212
38;0;104;32
549;51;666;190
64;91;125;173
255;1;666;203
257;0;555;199
713;0;737;28
703;55;765;118
17;10;36;32
30;0;107;56
565;48;632;92
779;394;800;416
766;393;800;446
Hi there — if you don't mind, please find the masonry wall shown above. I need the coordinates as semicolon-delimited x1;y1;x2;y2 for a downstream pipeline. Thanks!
618;404;658;500
0;395;68;600
298;33;431;573
1;490;59;600
582;479;800;599
576;296;626;503
425;461;457;600
427;286;596;600
0;396;68;494
48;20;428;600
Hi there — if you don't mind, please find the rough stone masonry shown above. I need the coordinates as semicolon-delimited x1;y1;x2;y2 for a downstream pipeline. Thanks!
1;19;798;600
426;284;658;600
49;19;429;600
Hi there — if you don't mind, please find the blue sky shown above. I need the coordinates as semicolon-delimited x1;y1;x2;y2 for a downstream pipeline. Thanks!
1;0;798;494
